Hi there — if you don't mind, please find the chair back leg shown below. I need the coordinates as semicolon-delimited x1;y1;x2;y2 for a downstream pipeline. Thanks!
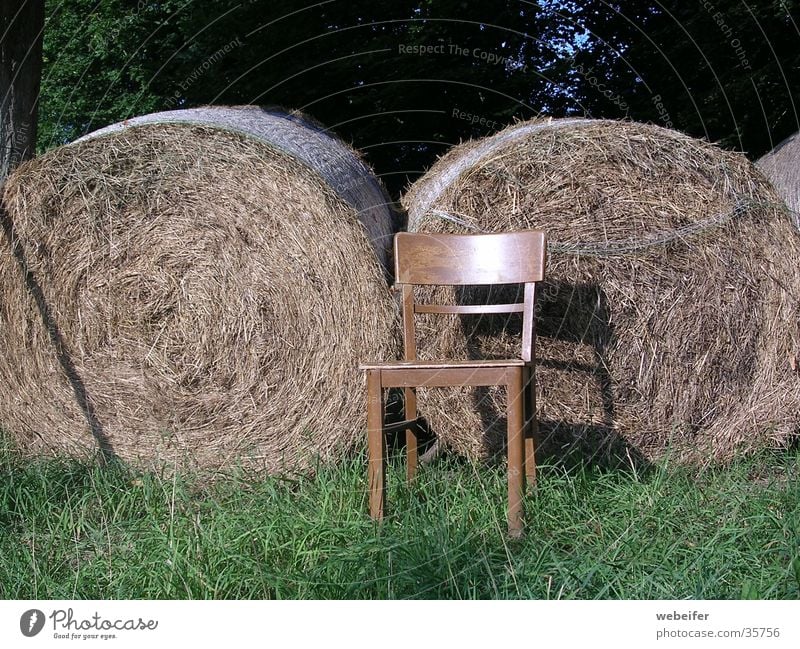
405;387;418;481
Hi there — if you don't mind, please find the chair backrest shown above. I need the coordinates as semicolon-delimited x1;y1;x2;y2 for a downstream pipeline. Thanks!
394;230;547;363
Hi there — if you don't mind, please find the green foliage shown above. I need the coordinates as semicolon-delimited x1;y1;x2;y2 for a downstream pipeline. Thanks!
39;0;184;148
1;437;798;599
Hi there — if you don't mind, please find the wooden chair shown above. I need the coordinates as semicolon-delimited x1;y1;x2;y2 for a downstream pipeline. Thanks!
360;230;547;537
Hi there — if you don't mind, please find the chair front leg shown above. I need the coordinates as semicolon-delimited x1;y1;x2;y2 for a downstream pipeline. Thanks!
524;365;538;486
506;367;525;538
367;370;386;520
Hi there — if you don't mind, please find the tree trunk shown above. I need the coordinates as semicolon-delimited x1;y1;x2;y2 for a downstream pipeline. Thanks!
1;0;44;184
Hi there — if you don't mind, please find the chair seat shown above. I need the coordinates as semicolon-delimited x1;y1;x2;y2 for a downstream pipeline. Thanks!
360;358;526;371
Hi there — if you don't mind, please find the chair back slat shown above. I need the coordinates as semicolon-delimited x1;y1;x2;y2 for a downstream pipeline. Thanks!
414;303;524;315
394;230;546;285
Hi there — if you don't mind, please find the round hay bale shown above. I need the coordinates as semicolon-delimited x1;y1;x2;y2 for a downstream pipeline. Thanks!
402;118;800;466
0;107;398;474
77;105;396;271
757;131;800;230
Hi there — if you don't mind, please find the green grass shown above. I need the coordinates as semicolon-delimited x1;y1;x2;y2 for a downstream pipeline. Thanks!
1;437;798;599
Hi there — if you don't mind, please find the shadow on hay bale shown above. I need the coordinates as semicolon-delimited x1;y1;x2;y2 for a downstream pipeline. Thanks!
0;106;399;475
403;117;800;467
757;130;800;231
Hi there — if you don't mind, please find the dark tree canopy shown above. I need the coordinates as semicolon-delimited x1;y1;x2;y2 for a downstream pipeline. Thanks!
567;1;800;156
37;0;800;196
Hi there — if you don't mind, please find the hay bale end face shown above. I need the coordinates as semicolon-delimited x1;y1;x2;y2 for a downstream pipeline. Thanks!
757;131;800;230
0;109;398;474
403;118;800;466
77;106;396;271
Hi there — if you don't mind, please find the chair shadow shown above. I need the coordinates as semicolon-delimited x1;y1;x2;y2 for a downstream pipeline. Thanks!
0;202;117;463
456;280;652;474
535;419;651;474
